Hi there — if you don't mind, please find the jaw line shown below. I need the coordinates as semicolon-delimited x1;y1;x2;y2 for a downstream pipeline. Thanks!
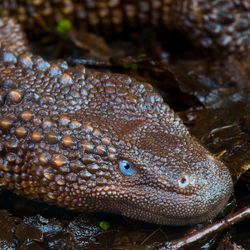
116;190;231;225
118;202;222;225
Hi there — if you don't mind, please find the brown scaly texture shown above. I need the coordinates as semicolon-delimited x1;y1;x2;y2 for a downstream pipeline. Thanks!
0;0;250;52
0;17;233;225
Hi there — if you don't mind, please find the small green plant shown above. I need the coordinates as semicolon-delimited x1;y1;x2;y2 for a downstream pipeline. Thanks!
99;221;110;231
56;19;72;35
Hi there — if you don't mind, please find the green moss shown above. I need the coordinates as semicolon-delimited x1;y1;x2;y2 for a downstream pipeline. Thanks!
99;221;110;231
56;19;72;35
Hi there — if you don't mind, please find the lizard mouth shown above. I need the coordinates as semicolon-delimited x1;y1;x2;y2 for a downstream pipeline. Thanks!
118;190;232;225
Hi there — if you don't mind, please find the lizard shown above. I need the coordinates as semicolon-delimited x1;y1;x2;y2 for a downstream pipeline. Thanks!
0;16;233;225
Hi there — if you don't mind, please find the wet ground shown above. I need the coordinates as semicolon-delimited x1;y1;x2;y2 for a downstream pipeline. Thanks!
0;24;249;249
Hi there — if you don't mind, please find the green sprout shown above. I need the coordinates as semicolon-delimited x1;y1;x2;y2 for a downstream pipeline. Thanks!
56;19;72;35
99;221;110;231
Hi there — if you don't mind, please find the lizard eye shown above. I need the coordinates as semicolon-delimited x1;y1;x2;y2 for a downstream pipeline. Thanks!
119;160;136;176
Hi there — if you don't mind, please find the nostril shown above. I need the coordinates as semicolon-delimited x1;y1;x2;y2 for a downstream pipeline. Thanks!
180;177;186;184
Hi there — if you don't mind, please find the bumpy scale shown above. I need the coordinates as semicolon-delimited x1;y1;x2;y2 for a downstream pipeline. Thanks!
0;17;233;225
1;0;250;52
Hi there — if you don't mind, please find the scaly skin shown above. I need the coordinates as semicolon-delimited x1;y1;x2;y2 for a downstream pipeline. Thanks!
0;18;233;225
0;0;250;52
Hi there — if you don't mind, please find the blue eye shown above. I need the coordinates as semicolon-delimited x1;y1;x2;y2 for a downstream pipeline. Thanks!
119;160;136;176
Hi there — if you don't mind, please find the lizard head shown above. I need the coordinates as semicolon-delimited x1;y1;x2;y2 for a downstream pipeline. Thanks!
82;113;233;225
84;116;233;225
75;74;234;225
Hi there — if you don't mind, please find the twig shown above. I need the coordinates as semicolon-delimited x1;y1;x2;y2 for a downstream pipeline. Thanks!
67;57;112;67
152;205;250;250
140;228;161;245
